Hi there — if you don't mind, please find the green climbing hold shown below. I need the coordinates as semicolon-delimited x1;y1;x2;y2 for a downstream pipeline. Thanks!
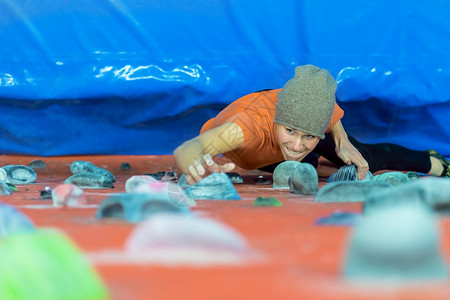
253;197;282;207
6;183;17;191
0;230;109;300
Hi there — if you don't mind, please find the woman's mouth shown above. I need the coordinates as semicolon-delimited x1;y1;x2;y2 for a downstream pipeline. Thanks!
285;145;302;156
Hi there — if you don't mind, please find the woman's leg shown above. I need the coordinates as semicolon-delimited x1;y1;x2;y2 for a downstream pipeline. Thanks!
313;134;431;173
258;134;434;174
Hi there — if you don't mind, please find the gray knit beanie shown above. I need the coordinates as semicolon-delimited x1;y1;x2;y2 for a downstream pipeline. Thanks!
274;65;337;139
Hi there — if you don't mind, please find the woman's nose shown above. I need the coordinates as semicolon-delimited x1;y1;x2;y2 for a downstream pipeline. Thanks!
291;138;304;151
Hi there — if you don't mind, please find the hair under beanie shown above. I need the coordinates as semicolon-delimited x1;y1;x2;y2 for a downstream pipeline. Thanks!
274;65;337;139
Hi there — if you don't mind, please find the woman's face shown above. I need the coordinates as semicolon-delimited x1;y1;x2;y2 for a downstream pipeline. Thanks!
275;124;320;161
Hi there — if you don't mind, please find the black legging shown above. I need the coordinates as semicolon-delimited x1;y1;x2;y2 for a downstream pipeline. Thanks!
259;133;431;174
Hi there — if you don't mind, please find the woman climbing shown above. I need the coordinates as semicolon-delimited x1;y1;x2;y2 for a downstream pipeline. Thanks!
174;65;449;185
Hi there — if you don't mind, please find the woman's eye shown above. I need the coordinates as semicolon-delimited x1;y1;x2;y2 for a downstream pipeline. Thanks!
286;128;294;134
306;135;315;139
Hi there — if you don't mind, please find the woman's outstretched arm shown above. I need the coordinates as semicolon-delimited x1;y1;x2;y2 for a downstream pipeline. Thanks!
174;121;244;184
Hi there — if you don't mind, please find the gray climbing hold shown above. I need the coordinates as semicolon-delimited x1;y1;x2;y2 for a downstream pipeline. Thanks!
40;189;52;200
288;163;319;195
96;193;190;223
315;181;392;203
406;171;421;180
185;172;241;200
161;171;178;182
0;203;35;236
364;178;450;214
144;173;161;180
371;171;410;186
344;204;448;281
327;164;373;182
254;175;271;185
0;168;7;183
156;171;166;179
70;161;116;182
1;165;37;184
125;214;249;254
272;161;301;189
125;175;157;193
0;180;12;195
226;172;244;184
28;159;47;170
64;172;114;189
120;162;131;171
178;172;244;188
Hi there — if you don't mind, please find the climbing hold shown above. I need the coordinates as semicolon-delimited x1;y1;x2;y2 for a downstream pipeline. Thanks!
185;172;241;200
0;181;12;195
327;164;373;182
28;159;47;170
70;161;115;182
52;184;87;207
125;175;158;193
254;175;271;185
96;193;190;223
156;171;166;179
125;214;248;254
315;181;392;203
65;173;114;189
226;172;244;184
288;163;319;195
272;161;301;189
120;162;131;171
0;169;7;182
344;204;448;281
371;171;410;186
1;165;37;184
364;177;450;214
0;230;109;299
0;203;35;236
132;180;196;207
40;186;52;200
315;211;361;226
177;173;190;188
253;196;282;207
144;173;161;180
406;171;421;180
161;171;178;182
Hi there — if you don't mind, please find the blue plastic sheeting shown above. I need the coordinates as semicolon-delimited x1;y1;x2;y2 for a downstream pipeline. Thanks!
0;0;449;156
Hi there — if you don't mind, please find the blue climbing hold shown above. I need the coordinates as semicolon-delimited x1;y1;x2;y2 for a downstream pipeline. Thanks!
0;203;35;236
185;172;241;200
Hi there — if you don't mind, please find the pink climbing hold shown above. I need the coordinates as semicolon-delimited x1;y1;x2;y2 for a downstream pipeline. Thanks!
133;181;196;208
52;183;87;207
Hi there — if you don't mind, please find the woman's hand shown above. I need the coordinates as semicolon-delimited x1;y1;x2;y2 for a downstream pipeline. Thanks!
185;154;235;185
330;120;369;179
174;122;244;185
174;122;244;184
334;137;369;179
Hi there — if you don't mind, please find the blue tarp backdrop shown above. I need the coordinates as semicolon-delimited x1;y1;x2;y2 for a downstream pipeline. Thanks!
0;0;449;157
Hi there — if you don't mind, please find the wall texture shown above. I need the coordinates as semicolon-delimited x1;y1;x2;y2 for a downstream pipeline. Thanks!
1;0;449;156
